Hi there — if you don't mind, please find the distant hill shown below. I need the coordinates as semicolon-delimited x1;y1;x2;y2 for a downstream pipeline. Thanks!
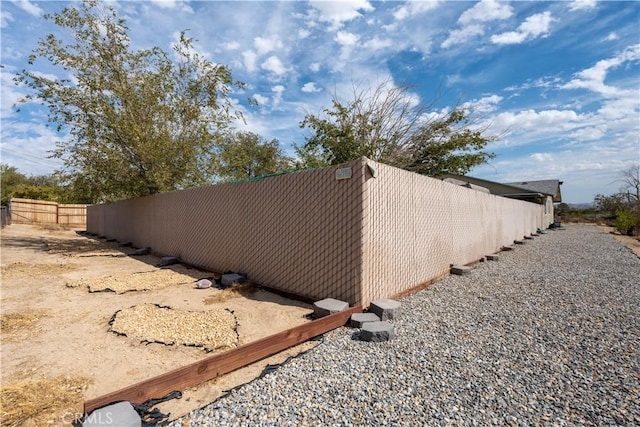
568;203;595;209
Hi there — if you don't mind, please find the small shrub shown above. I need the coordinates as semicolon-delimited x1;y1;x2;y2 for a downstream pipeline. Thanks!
615;209;638;236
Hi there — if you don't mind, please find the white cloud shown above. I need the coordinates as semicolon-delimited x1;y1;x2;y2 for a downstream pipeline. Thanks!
301;82;322;93
491;11;555;45
492;109;583;134
224;41;240;50
148;0;194;13
561;44;640;97
441;24;484;49
459;0;513;24
363;37;393;51
568;0;597;11
261;56;288;76
530;152;553;162
242;50;258;72
253;94;269;106
569;127;605;141
254;37;283;55
491;31;527;45
271;85;285;107
309;63;321;72
520;12;554;37
0;120;65;175
298;28;311;39
604;32;619;42
10;0;42;17
335;31;359;46
463;94;503;113
1;11;14;28
441;0;512;49
393;0;440;20
309;0;374;29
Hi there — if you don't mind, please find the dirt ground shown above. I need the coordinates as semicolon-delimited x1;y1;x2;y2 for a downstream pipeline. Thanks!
0;224;315;426
595;224;640;257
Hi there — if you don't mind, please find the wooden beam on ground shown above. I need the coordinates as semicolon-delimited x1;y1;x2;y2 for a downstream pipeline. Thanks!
84;306;362;414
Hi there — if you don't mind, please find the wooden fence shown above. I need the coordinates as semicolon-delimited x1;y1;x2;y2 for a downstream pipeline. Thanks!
9;198;87;228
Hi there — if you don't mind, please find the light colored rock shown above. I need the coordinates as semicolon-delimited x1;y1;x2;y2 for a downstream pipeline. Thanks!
196;279;213;289
83;401;141;427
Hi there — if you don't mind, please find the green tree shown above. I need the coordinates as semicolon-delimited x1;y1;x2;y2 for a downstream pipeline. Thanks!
299;80;422;166
399;109;495;176
299;79;496;176
1;164;28;205
217;131;292;181
15;0;244;202
555;202;571;218
594;163;640;236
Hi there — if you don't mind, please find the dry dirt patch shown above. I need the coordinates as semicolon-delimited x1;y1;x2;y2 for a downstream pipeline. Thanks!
1;262;79;279
67;266;211;294
109;303;238;352
1;224;314;424
0;309;49;342
0;375;91;427
204;282;257;304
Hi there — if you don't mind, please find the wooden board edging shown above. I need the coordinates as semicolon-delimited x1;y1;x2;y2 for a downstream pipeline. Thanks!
84;306;362;414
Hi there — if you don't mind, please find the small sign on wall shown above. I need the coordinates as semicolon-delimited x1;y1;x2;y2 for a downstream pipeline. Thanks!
335;167;352;180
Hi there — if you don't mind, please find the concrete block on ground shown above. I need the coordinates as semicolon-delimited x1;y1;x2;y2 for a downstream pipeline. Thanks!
118;241;132;247
360;321;394;342
524;235;534;240
485;254;499;261
350;312;380;328
158;256;179;267
106;238;117;242
369;299;401;320
514;239;525;245
83;401;141;427
501;245;514;251
132;247;151;256
313;298;349;318
450;265;471;276
221;273;245;287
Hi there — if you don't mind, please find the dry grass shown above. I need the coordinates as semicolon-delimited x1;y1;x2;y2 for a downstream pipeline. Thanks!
67;267;210;294
204;282;257;304
37;224;72;234
109;303;238;352
0;375;92;427
1;262;79;279
0;310;49;339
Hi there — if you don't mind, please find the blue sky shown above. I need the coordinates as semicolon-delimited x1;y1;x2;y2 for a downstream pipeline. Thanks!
1;0;638;203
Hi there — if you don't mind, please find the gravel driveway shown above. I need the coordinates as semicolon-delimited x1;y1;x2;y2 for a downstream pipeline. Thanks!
170;225;639;426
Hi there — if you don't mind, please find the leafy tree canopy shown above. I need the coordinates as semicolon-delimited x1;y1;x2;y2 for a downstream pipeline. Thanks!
594;163;640;236
0;164;85;204
15;0;244;202
216;131;292;181
299;79;496;176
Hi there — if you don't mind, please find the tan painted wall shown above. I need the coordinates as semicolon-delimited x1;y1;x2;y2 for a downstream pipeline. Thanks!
88;159;366;305
87;158;544;306
359;160;542;305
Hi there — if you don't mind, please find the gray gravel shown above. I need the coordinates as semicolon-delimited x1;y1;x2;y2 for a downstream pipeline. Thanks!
169;225;640;426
